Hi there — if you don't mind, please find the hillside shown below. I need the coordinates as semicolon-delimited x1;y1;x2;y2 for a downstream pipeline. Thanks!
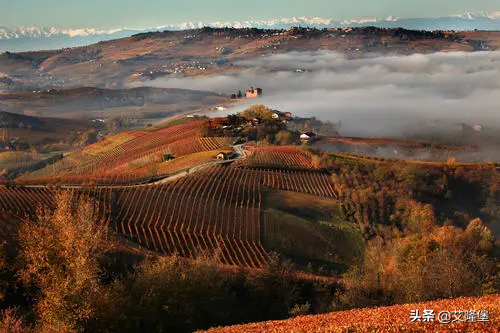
0;110;99;145
0;86;226;119
0;110;45;128
1;110;497;271
0;27;498;89
3;13;500;52
0;110;498;332
313;135;498;163
3;0;500;329
0;110;108;179
203;294;500;332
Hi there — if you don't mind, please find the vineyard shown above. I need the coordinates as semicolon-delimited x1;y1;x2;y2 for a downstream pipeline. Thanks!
0;167;269;268
113;165;268;267
0;160;342;268
0;112;356;270
80;131;141;156
21;120;205;178
256;168;337;198
0;186;56;216
134;149;232;176
204;294;500;332
234;146;316;170
99;136;230;175
0;151;37;164
21;120;230;182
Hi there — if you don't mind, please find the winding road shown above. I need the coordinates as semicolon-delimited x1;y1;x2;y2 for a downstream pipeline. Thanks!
5;144;248;189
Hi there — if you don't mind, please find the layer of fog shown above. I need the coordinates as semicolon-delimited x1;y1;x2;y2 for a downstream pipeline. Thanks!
312;141;500;163
146;50;500;144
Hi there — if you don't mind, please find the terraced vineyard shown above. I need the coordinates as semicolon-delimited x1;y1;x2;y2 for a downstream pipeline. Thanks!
235;146;316;170
0;162;339;268
134;149;232;176
106;136;230;175
22;120;230;181
114;165;268;267
0;186;56;216
253;168;337;198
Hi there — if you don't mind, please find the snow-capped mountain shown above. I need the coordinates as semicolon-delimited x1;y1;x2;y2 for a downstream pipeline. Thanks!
1;12;500;52
451;11;500;20
0;27;106;40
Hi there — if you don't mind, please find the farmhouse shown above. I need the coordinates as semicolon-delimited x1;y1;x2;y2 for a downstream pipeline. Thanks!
217;152;230;160
246;87;263;98
271;110;293;121
300;132;317;143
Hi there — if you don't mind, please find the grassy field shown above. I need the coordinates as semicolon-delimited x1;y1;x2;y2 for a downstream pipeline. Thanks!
262;190;364;273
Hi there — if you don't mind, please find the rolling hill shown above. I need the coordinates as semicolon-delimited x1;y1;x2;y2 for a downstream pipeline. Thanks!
1;112;498;271
0;110;103;178
2;12;500;52
0;27;499;90
0;86;226;119
0;110;99;145
0;110;498;333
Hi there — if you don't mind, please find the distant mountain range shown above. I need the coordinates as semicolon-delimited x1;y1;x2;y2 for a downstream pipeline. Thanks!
2;11;500;52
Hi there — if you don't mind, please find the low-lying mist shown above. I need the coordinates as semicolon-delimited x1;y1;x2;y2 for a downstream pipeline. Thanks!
146;50;500;146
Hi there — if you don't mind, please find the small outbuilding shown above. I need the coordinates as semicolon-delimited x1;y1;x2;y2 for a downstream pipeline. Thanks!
217;152;230;160
300;132;318;143
163;154;175;161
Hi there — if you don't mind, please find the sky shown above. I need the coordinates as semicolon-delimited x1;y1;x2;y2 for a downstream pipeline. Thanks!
1;0;500;29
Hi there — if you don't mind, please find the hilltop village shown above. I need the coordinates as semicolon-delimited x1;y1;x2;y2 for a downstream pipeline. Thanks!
204;105;336;146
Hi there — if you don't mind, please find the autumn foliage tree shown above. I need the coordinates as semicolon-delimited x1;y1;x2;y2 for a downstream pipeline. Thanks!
335;219;497;309
17;192;110;332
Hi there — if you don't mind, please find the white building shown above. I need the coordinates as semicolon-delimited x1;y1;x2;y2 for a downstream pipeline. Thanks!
300;132;317;143
300;133;311;140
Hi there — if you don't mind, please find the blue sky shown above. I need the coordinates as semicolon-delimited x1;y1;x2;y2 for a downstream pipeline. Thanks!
2;0;499;29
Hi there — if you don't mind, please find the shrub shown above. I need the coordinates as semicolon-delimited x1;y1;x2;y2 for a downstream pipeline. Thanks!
0;308;30;333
